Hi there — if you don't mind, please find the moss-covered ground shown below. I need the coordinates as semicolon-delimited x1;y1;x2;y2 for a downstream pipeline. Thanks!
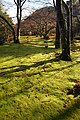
0;36;80;120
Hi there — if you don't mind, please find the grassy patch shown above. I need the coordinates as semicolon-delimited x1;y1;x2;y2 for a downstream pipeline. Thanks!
0;37;80;120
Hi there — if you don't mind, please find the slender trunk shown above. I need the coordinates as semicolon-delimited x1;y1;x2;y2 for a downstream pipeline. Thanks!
53;0;60;48
16;19;20;43
67;5;70;55
16;4;20;43
14;0;26;43
16;0;22;43
70;0;73;43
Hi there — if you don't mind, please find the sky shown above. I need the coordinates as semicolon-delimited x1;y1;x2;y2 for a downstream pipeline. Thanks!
2;0;67;23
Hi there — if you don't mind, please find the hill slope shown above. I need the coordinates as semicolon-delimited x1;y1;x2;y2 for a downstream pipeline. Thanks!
20;6;56;36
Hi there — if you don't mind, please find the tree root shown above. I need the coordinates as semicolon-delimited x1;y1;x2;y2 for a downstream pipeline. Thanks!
56;53;72;61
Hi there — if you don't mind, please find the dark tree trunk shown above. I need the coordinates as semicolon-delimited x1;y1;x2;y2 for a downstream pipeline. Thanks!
14;0;26;43
66;3;70;55
16;2;20;43
56;0;71;61
53;0;60;49
70;0;73;43
55;21;60;48
62;0;70;55
16;19;20;43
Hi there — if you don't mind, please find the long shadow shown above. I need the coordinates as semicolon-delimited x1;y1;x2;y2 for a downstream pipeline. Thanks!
0;58;80;78
0;44;55;58
50;98;80;120
0;57;57;76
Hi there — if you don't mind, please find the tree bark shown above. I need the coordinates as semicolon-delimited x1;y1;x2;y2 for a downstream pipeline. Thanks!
62;0;70;55
14;0;26;43
16;1;21;43
55;21;60;48
53;0;60;49
56;0;71;61
70;0;73;43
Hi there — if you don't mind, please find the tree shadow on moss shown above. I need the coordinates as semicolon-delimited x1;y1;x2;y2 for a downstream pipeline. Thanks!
0;44;55;58
0;59;80;78
50;98;80;120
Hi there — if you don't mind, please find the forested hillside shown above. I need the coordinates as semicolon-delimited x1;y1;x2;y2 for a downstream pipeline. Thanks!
20;6;56;37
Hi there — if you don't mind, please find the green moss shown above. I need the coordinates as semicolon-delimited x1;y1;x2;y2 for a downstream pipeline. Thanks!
0;37;80;120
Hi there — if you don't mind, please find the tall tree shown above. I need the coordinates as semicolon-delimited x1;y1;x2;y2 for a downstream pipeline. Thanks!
62;0;70;55
70;0;73;43
56;0;71;60
14;0;27;43
53;0;60;49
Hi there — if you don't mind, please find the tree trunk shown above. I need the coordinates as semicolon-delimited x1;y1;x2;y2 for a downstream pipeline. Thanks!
53;0;60;49
16;19;20;43
62;0;70;55
66;3;70;55
16;3;20;43
70;0;73;43
14;0;26;43
56;0;71;61
55;21;60;48
15;1;22;43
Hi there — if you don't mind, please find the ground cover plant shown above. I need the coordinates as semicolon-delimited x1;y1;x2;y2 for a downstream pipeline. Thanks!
0;36;80;120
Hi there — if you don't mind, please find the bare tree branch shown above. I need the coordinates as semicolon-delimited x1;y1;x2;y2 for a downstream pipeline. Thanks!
14;0;17;6
21;0;27;7
53;0;56;10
